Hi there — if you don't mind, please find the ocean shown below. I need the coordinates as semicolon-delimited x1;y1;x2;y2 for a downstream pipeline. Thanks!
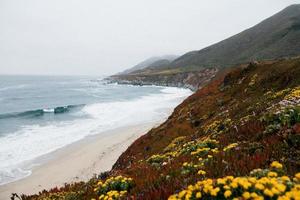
0;75;191;185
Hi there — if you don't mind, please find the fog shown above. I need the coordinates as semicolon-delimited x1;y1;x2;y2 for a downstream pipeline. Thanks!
1;0;299;75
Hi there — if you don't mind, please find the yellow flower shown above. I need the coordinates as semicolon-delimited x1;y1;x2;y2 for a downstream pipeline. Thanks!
120;191;127;195
230;182;238;188
255;183;265;190
250;192;258;198
241;181;251;189
212;148;219;153
185;192;192;200
254;197;264;200
243;192;251;199
178;190;186;198
271;187;280;195
97;181;103;186
217;178;226;185
270;161;283;169
295;172;300;180
248;177;257;183
224;190;232;198
223;143;238;151
168;162;300;200
198;170;206;175
281;176;290;182
264;189;273;197
187;185;194;191
196;192;202;198
223;185;230;190
276;183;286;192
267;171;278;177
210;188;219;196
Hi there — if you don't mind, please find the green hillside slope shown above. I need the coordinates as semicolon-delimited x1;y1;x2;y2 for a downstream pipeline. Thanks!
170;4;300;69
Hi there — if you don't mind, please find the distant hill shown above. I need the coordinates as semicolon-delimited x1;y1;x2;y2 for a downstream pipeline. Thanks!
169;4;300;70
121;4;300;74
147;59;171;69
119;55;178;74
110;5;300;91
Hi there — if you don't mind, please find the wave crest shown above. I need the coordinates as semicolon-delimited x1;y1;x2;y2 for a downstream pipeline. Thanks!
0;104;84;120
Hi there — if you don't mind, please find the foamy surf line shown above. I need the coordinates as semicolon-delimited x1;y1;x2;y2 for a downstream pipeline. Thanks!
0;86;192;185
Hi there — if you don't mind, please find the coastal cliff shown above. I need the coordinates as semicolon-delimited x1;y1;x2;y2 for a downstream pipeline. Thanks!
108;68;218;91
21;57;300;200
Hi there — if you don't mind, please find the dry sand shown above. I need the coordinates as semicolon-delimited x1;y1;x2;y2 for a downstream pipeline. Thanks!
0;122;157;199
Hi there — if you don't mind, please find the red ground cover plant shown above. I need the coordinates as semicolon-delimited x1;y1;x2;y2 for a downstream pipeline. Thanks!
19;58;300;200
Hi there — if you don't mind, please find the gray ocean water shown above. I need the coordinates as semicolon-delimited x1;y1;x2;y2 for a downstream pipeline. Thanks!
0;75;191;185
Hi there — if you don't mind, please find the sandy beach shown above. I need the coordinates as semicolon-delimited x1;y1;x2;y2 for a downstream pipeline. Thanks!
0;122;157;199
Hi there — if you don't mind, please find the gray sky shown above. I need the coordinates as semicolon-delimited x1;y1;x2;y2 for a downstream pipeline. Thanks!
1;0;300;76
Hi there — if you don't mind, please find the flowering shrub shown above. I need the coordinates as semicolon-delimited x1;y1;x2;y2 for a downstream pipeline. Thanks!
146;151;179;167
146;138;219;168
168;162;300;200
147;154;169;165
261;106;300;134
275;86;300;109
191;147;211;157
35;191;82;200
266;88;291;100
285;86;300;101
183;139;219;154
204;120;233;136
164;136;187;153
181;162;203;175
93;176;134;200
260;85;300;134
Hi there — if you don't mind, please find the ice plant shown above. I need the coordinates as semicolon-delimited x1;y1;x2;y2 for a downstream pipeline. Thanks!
93;175;134;200
168;162;300;200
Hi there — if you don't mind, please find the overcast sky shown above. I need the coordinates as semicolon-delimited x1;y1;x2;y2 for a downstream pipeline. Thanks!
1;0;300;76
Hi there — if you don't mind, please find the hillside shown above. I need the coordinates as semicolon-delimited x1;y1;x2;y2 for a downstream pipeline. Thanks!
170;4;300;69
21;57;300;200
110;5;300;89
119;55;178;75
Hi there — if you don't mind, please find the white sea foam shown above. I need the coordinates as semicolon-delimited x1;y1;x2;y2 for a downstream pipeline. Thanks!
0;87;192;185
43;108;55;113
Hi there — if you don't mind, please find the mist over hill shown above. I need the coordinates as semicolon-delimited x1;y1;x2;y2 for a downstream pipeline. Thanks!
119;55;178;75
110;5;300;91
169;4;300;70
120;4;300;75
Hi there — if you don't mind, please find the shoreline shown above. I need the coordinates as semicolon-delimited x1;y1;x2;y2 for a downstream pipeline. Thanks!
0;122;159;199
